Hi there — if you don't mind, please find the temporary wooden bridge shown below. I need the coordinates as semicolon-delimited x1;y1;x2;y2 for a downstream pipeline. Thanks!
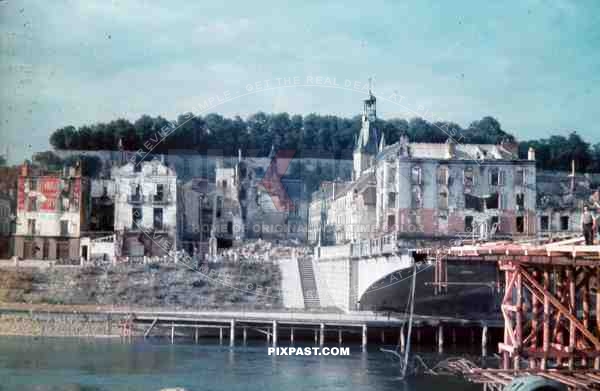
419;237;600;390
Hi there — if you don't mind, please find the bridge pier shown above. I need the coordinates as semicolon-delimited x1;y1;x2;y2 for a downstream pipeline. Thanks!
319;323;324;347
437;324;444;354
399;324;405;353
272;320;278;347
290;327;294;344
338;329;342;345
230;319;235;347
481;324;488;357
362;324;367;351
243;327;247;344
219;327;223;344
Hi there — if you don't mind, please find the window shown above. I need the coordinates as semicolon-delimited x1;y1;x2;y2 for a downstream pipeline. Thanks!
60;220;68;236
132;207;142;228
102;186;108;196
227;221;233;234
490;169;499;186
153;208;163;230
486;192;499;210
27;219;36;235
152;164;158;175
541;215;549;231
155;184;164;201
438;191;448;209
437;166;449;185
465;194;483;211
411;186;423;209
131;184;141;202
27;196;37;212
411;166;422;185
516;193;525;209
43;240;49;259
134;162;141;172
515;170;524;186
465;216;474;232
388;166;397;184
387;215;396;230
464;167;474;187
222;180;227;189
29;177;38;191
560;216;569;231
216;197;223;218
387;192;396;208
516;216;525;233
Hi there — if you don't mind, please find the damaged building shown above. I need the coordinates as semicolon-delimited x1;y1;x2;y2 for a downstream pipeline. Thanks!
113;158;177;259
14;162;90;262
309;91;538;245
178;177;214;259
536;167;600;236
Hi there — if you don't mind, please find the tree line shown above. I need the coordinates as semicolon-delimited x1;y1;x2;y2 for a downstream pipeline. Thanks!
48;112;600;172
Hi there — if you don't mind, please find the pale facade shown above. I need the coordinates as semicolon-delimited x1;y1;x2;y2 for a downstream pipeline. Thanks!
374;138;537;238
112;159;177;257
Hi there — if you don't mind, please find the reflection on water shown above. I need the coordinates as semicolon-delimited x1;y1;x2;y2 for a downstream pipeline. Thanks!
0;336;482;391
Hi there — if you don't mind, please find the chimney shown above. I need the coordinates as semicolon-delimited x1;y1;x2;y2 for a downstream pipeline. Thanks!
528;147;536;161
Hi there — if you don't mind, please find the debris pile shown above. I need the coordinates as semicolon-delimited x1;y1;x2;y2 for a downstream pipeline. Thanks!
215;239;311;263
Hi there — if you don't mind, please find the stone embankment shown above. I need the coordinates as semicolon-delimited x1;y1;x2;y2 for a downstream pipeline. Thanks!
0;310;123;337
0;260;283;309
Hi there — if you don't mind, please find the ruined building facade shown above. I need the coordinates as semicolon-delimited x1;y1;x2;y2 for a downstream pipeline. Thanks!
14;162;90;261
112;159;177;257
309;93;538;245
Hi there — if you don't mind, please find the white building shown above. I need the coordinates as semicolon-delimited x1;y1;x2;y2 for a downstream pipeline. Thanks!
112;159;177;257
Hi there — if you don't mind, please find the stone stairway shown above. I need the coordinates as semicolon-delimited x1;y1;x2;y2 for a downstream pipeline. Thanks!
297;257;320;309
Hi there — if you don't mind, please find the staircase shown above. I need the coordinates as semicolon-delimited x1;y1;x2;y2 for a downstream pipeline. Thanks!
297;257;320;309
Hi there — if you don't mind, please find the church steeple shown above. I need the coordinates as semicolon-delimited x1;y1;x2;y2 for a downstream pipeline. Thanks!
363;78;376;123
353;82;380;180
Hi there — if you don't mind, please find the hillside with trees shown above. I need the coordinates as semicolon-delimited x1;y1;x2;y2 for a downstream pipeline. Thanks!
48;113;600;172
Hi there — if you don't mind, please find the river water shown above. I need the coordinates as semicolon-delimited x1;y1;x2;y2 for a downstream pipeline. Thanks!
0;337;484;391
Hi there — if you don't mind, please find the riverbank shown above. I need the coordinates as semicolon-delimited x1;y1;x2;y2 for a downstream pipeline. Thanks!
0;303;503;357
0;306;126;337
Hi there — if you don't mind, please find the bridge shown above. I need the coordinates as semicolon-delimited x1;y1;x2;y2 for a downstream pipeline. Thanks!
308;233;498;315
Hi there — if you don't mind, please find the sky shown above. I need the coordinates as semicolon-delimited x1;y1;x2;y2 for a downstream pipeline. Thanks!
1;0;600;163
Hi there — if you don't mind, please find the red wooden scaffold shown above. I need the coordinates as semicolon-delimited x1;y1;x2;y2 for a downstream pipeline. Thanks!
420;237;600;389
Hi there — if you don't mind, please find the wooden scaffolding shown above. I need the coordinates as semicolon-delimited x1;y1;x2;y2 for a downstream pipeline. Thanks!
425;238;600;389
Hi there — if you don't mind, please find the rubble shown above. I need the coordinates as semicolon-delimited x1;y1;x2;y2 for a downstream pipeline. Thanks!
211;239;310;264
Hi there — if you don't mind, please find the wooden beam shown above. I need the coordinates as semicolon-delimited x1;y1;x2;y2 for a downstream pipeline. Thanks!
520;266;600;349
144;317;158;338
